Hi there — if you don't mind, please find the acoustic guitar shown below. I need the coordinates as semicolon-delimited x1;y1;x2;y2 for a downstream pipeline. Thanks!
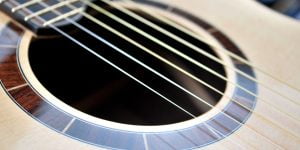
0;0;299;149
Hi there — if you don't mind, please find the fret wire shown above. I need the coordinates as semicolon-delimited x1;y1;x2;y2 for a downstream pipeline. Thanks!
42;7;84;26
11;0;42;12
2;0;45;27
24;0;80;21
81;0;300;123
36;1;284;148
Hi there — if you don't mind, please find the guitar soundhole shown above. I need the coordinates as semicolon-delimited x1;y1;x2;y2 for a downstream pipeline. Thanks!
28;7;226;125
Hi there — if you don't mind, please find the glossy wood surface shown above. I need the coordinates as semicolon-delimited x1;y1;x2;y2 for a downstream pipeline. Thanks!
0;0;300;149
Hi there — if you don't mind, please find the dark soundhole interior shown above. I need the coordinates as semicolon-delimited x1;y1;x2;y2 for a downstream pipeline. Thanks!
29;5;227;125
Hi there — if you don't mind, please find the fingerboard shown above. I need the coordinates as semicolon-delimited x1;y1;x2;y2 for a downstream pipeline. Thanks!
0;0;85;34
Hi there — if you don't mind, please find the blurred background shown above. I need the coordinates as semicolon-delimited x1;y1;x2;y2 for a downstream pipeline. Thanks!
258;0;300;19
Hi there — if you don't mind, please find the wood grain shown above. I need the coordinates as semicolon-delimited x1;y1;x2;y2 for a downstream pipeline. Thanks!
0;0;299;149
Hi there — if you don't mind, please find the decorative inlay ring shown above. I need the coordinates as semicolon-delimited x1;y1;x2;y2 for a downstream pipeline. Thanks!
0;1;257;149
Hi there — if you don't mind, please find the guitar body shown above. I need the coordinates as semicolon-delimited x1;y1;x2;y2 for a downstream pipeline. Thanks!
0;0;299;149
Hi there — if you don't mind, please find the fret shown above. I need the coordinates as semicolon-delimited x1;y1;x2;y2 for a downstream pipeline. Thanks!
24;0;79;21
0;0;85;34
11;0;42;12
43;7;84;26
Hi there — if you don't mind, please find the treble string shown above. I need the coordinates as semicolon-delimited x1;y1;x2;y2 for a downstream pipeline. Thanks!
80;0;300;123
9;0;287;148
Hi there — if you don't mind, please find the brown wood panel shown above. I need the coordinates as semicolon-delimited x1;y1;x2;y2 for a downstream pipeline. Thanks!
0;23;26;89
9;85;73;131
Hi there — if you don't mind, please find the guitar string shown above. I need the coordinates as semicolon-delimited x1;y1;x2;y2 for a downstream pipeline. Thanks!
43;1;267;148
24;0;78;21
6;0;292;148
8;0;286;148
7;0;248;149
87;0;300;107
28;1;270;149
16;0;299;103
74;0;300;133
96;0;300;108
49;23;247;150
0;0;264;149
7;0;300;148
5;0;299;121
78;0;300;123
50;0;300;139
126;0;300;94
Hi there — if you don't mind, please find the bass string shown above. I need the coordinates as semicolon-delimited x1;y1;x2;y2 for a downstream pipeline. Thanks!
79;0;300;123
9;0;285;149
7;0;249;149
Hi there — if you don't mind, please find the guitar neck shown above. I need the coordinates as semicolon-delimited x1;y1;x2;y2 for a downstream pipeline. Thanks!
0;0;84;34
